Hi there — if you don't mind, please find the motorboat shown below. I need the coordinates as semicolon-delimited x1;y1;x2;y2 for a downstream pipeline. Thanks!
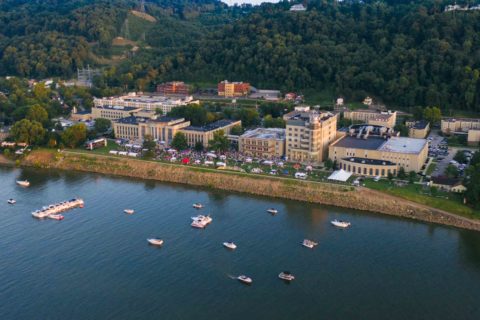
237;275;252;285
16;180;30;187
124;209;135;215
278;271;295;282
7;199;16;205
147;238;164;246
191;215;212;225
48;214;64;220
302;239;318;249
267;208;278;214
193;203;204;209
191;220;207;229
331;219;351;228
223;242;237;250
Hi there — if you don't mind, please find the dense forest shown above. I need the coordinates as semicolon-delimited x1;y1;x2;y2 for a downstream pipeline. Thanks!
1;0;480;111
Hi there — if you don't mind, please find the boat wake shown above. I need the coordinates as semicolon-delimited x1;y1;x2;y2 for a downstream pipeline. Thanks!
227;274;237;280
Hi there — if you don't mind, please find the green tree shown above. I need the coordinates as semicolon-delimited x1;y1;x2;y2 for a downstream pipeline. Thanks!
324;158;333;170
194;141;204;152
10;119;45;145
453;151;467;164
387;171;394;180
465;164;480;208
94;118;111;133
408;171;417;183
208;130;229;152
230;125;244;136
397;167;406;179
26;104;49;125
155;108;163;116
445;164;459;178
264;114;286;128
61;123;87;148
142;134;156;158
171;132;188;151
423;107;442;124
394;124;409;137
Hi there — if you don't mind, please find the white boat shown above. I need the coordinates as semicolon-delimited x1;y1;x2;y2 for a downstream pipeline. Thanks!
331;219;351;228
191;215;212;225
16;180;30;187
237;275;252;284
278;271;295;281
48;214;64;220
147;238;164;246
7;199;16;204
302;239;318;249
124;209;135;214
267;208;278;214
191;221;206;229
193;203;204;209
223;242;237;250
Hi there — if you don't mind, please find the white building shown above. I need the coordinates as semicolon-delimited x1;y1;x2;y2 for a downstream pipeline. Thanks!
290;4;306;12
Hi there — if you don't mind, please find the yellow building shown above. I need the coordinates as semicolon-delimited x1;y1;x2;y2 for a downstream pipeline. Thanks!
441;118;480;134
405;120;430;139
344;109;397;128
113;116;190;144
181;120;242;148
239;128;286;159
285;110;337;163
91;105;143;121
329;125;428;177
217;81;250;97
467;129;480;146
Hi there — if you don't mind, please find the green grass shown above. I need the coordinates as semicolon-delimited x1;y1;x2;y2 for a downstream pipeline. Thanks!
364;179;479;219
426;162;437;176
302;88;335;106
73;140;121;155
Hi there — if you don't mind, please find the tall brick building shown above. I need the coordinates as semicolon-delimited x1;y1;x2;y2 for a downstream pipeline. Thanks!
218;80;250;97
156;81;190;95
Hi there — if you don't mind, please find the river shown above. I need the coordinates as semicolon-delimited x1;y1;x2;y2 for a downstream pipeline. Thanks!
0;167;479;320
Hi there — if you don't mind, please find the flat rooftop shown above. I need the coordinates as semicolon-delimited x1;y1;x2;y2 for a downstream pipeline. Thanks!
442;117;480;123
410;120;429;129
94;105;140;111
334;136;427;154
183;119;238;132
378;137;427;154
115;116;184;125
241;128;285;140
334;136;387;151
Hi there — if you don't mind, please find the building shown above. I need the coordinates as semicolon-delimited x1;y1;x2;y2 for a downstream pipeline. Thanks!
94;93;197;115
217;81;250;97
363;96;373;106
290;4;306;11
285;109;337;163
239;128;286;159
181;119;242;148
344;109;397;128
428;176;467;193
329;125;428;177
70;107;93;121
113;116;191;144
467;129;480;146
249;90;281;101
441;118;480;134
156;81;190;95
91;105;143;121
406;120;430;139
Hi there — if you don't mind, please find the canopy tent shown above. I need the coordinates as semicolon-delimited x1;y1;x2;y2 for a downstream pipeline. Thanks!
327;169;352;182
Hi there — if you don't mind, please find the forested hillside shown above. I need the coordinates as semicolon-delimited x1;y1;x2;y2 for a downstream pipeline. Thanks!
1;0;480;111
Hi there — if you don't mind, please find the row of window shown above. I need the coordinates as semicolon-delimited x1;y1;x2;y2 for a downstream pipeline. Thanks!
341;162;397;177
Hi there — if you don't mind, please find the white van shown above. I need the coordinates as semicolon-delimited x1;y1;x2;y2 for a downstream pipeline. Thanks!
295;172;307;180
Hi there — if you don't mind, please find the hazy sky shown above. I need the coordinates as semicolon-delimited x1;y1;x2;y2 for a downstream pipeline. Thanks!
223;0;280;5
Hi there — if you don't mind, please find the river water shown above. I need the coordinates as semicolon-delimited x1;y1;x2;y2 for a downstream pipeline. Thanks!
0;167;479;320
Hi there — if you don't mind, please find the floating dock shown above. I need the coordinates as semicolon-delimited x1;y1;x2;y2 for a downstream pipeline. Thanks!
32;198;84;219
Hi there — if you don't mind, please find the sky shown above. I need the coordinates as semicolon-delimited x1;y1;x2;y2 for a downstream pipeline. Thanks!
222;0;280;5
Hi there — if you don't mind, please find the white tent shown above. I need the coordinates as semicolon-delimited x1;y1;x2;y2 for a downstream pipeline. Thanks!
327;169;352;182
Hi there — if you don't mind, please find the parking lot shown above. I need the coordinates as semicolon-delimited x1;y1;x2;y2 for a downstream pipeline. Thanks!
427;131;450;176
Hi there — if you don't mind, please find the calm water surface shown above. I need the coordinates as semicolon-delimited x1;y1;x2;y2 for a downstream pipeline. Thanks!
0;167;479;320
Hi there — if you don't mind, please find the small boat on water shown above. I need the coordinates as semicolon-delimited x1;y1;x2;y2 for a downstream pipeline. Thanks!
7;199;16;205
237;275;252;285
191;220;206;229
302;239;318;249
267;208;278;214
48;214;64;220
193;203;204;209
147;238;164;246
331;219;351;228
124;209;135;215
191;215;212;224
223;242;237;250
16;180;30;187
278;271;295;282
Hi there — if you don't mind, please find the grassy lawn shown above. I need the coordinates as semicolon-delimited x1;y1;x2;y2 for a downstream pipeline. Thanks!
364;179;479;219
73;140;121;155
426;162;437;176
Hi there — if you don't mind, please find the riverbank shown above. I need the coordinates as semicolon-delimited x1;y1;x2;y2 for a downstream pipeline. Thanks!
7;149;480;231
